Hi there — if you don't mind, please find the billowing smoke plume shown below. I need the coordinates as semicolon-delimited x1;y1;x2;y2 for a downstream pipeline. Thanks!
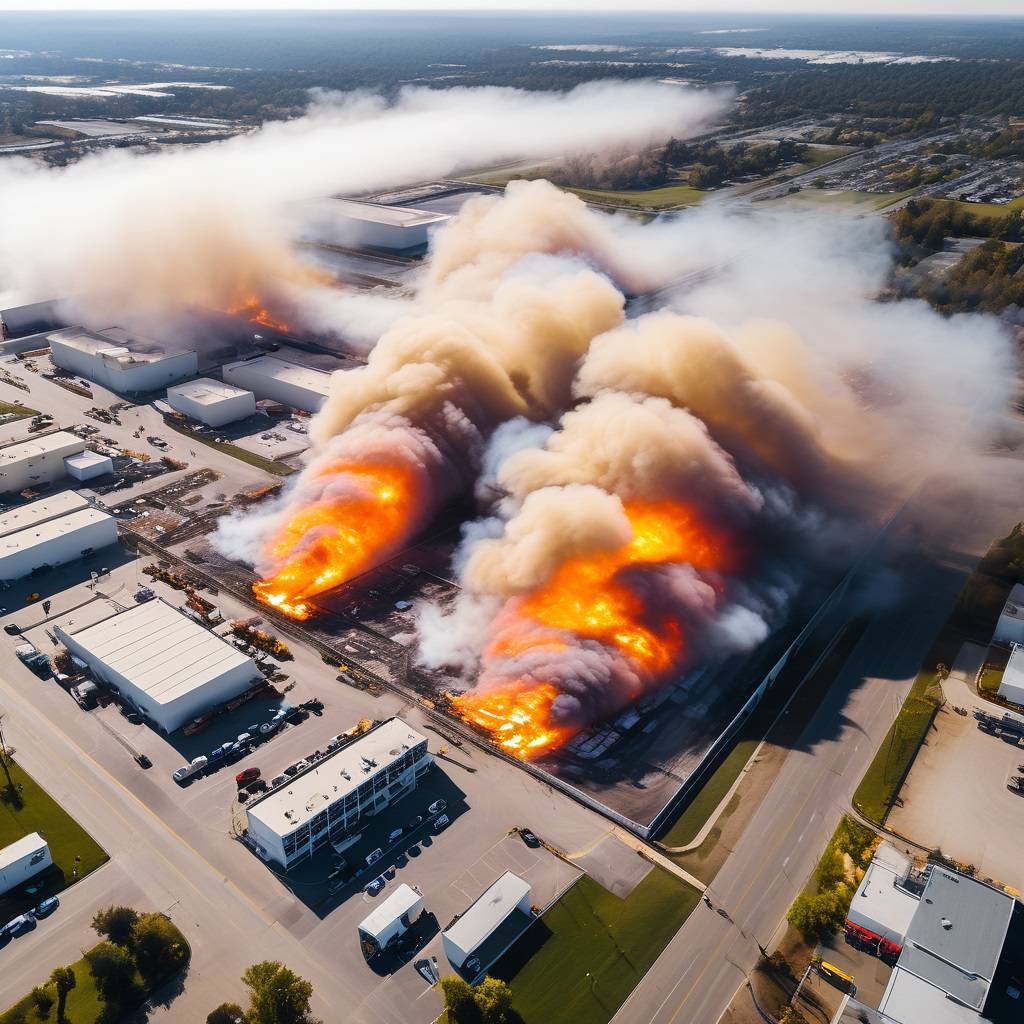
0;81;727;322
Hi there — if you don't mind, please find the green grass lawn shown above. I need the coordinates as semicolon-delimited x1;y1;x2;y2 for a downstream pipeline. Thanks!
782;187;914;211
0;758;108;915
943;195;1024;223
565;183;707;209
490;868;700;1024
978;666;1005;697
853;669;942;825
0;401;38;420
0;952;103;1024
163;418;296;477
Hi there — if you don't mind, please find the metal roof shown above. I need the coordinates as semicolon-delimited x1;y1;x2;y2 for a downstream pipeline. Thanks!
358;883;423;941
246;718;427;835
0;491;88;537
443;871;532;956
64;451;113;471
880;967;982;1024
0;832;48;872
846;842;918;942
167;377;252;405
0;430;84;466
66;599;255;707
0;506;112;558
223;355;333;396
332;199;449;228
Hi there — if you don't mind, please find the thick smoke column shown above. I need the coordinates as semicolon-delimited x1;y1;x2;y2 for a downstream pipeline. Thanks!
0;81;726;320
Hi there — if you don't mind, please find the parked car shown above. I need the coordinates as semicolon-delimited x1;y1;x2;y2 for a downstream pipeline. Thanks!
232;733;253;753
366;848;383;866
270;774;288;788
172;756;208;784
519;828;540;848
428;799;446;815
364;877;385;897
31;896;59;918
235;767;261;786
464;956;482;976
433;814;450;832
407;815;424;831
3;623;21;635
259;719;282;737
134;753;152;769
4;914;35;936
388;828;403;843
245;779;268;794
135;588;155;603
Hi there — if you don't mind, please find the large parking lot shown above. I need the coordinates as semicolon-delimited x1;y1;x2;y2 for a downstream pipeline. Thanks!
889;641;1024;894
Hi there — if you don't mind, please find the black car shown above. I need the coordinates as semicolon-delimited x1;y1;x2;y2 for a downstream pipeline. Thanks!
134;753;152;769
407;815;424;831
519;828;541;848
3;623;21;635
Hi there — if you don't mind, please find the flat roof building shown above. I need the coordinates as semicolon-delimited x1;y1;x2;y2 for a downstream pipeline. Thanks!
222;355;333;414
0;833;52;896
308;198;449;252
54;599;262;733
0;430;86;494
64;449;114;482
245;718;431;869
166;377;256;427
846;846;1021;1024
442;871;533;977
358;883;425;956
48;327;198;393
998;643;1024;707
0;493;116;581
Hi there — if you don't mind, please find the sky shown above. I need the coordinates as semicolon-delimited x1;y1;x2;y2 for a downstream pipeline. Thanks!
0;1;1020;14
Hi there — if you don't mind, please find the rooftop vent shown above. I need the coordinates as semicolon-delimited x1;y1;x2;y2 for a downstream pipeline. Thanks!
941;918;953;930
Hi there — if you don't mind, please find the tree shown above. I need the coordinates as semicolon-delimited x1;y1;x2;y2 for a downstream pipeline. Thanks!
779;1008;810;1024
440;976;480;1024
50;966;76;1022
30;987;54;1020
131;912;189;981
475;977;514;1023
786;890;845;942
207;1004;249;1024
242;961;318;1024
85;941;139;1010
91;905;140;946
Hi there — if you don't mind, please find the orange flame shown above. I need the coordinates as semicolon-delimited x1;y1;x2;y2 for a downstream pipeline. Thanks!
228;295;292;334
253;461;419;619
453;500;730;757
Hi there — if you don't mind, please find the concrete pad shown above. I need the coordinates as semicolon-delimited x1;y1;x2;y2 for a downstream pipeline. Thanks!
575;834;653;898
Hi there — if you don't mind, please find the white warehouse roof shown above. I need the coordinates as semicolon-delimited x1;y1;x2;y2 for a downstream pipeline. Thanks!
0;832;48;872
332;200;449;228
62;600;254;710
167;377;252;406
223;355;332;397
0;431;84;468
443;871;532;966
246;718;428;836
0;491;88;537
0;507;113;559
359;883;424;943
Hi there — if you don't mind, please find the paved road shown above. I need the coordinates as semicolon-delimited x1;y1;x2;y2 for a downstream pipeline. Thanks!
614;464;1024;1024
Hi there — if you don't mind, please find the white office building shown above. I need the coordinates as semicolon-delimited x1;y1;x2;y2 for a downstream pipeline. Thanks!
166;377;256;427
358;883;425;956
0;492;117;580
993;583;1024;646
0;431;86;494
442;871;533;976
0;833;53;896
245;718;431;868
48;327;198;393
222;355;333;414
54;599;262;733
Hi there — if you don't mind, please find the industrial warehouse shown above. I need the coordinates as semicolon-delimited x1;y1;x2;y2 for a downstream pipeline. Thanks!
166;377;257;427
54;599;263;733
0;492;117;580
222;354;333;413
245;718;431;868
0;430;87;493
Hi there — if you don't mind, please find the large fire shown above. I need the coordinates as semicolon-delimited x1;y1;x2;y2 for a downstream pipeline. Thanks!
228;295;292;334
453;500;730;757
253;461;418;619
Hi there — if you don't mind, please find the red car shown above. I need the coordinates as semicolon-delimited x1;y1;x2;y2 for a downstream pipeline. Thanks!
235;767;261;786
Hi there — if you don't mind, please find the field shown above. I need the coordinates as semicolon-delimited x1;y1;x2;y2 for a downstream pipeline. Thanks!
563;183;707;209
163;418;296;477
0;758;108;915
948;195;1024;223
0;952;103;1024
852;669;942;825
492;868;700;1024
780;188;914;211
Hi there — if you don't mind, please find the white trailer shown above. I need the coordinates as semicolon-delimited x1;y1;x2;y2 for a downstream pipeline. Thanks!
358;883;425;957
0;833;53;896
